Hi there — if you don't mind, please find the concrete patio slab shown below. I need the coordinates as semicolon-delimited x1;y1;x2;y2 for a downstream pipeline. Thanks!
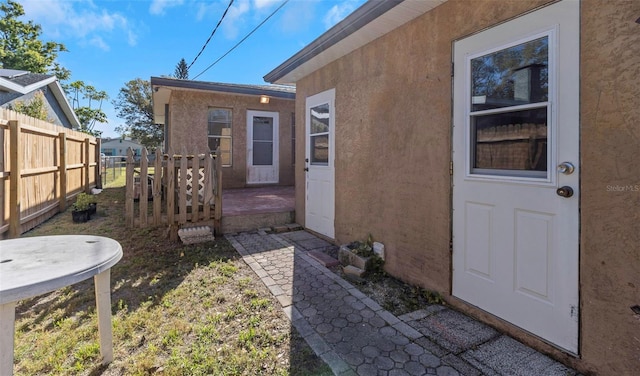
408;308;500;354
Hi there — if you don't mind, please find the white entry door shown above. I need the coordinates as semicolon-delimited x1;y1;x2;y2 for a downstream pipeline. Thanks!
247;110;279;184
305;89;335;238
452;1;579;353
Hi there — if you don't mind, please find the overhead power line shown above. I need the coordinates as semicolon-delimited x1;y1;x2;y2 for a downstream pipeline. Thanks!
188;0;235;70
192;0;290;80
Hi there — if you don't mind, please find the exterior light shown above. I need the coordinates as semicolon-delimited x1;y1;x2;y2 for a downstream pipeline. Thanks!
259;95;270;104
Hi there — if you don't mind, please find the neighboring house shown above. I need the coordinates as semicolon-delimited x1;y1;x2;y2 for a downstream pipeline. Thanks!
100;137;144;158
0;69;80;129
264;0;640;374
151;76;296;188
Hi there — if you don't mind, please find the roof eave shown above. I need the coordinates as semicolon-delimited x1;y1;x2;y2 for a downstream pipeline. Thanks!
150;76;296;124
150;76;295;99
264;0;447;85
0;75;56;94
49;80;81;129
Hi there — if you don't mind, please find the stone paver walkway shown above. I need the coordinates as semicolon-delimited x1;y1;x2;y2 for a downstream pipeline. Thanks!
226;230;580;376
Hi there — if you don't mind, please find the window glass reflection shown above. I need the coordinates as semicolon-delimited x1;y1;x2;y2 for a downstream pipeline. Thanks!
310;104;329;134
473;108;547;172
311;135;328;165
471;37;548;111
253;117;273;141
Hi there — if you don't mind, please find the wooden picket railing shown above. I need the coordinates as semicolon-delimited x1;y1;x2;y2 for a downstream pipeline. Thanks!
0;109;99;239
124;148;222;239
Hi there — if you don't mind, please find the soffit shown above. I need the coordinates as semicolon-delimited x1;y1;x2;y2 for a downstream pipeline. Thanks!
150;76;295;124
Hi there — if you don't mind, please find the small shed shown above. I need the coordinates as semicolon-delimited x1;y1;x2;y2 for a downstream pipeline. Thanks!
151;77;296;189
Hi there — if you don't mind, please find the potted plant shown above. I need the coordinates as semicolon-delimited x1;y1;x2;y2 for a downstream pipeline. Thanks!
87;194;98;216
71;193;92;223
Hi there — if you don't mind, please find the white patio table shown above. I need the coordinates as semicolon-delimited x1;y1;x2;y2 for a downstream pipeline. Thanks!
0;235;122;375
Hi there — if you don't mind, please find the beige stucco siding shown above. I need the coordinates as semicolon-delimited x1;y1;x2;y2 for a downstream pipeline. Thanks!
296;0;553;296
294;0;640;374
580;0;640;374
168;90;295;188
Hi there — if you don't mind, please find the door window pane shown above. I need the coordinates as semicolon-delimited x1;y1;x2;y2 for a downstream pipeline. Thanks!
471;37;548;111
310;104;329;134
472;107;547;173
253;142;273;165
310;103;329;165
311;135;328;165
253;117;273;141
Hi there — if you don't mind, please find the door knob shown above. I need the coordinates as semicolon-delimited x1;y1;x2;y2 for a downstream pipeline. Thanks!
556;186;574;198
557;162;575;175
304;167;309;172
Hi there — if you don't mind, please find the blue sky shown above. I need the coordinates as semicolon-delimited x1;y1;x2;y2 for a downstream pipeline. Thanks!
19;0;366;138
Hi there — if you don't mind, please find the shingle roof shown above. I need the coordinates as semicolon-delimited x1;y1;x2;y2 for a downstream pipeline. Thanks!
0;69;53;88
0;69;80;128
10;73;53;87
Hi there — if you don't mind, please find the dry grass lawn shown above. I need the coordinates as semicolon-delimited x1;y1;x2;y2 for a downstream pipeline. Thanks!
11;186;331;375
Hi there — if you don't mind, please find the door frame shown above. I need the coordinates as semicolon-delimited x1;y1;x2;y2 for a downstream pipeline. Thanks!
246;110;279;185
451;0;580;353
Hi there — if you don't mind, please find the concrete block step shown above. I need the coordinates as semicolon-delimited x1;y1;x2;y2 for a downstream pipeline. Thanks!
308;250;340;267
221;211;294;234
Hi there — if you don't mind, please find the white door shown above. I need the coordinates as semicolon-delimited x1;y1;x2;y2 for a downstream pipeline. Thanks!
247;110;279;184
452;0;579;353
305;89;335;238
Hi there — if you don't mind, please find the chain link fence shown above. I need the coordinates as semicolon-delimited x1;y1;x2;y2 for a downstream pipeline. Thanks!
100;156;128;188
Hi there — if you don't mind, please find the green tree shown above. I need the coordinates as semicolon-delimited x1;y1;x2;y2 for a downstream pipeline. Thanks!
0;0;67;73
174;58;189;79
9;90;48;120
112;78;161;149
67;80;108;137
0;0;110;137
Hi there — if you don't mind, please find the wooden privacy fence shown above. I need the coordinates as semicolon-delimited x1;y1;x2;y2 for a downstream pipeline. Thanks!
124;147;222;239
0;109;99;239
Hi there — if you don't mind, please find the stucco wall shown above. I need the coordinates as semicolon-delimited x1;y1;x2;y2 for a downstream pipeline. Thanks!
168;90;295;188
296;0;553;296
293;0;640;374
580;0;640;374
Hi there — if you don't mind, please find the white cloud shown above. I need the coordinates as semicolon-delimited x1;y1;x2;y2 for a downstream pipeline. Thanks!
278;0;315;34
197;0;251;39
19;0;138;50
149;0;185;16
323;1;359;30
222;0;251;39
126;29;138;46
253;0;280;10
193;0;362;41
89;36;110;51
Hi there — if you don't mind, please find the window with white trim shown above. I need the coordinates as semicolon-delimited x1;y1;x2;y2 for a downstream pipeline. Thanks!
469;35;550;178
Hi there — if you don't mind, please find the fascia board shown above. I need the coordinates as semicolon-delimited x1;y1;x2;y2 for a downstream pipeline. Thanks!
49;80;81;129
